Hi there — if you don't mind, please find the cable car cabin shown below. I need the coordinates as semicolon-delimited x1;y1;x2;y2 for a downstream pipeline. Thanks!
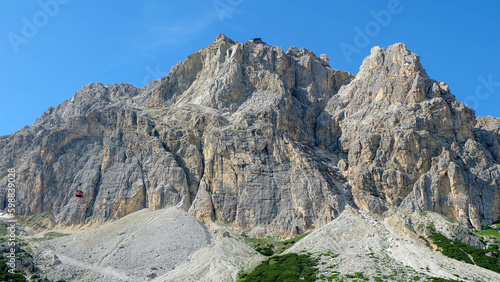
75;190;84;198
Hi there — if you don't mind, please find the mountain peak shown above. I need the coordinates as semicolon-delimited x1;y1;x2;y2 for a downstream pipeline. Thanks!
360;43;426;78
2;36;500;281
148;35;352;114
1;37;498;242
214;33;236;44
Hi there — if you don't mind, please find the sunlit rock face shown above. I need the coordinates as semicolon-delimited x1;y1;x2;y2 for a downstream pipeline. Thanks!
319;44;500;229
0;35;498;234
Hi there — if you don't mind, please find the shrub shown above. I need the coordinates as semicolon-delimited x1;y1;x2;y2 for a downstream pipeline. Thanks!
345;272;368;280
238;253;319;282
244;231;311;256
255;245;274;256
0;258;26;282
430;233;500;273
430;278;459;282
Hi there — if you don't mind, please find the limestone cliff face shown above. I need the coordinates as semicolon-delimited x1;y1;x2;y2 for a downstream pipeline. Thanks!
318;44;500;229
0;35;353;235
0;35;498;233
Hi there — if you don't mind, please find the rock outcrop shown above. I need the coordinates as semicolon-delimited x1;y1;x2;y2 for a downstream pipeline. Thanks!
318;44;500;229
476;115;500;163
0;35;498;234
0;35;354;236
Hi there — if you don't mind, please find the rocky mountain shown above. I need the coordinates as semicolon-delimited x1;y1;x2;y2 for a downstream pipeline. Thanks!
1;34;499;239
318;44;500;230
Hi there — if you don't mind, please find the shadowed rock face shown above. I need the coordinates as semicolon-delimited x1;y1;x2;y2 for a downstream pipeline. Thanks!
0;35;498;234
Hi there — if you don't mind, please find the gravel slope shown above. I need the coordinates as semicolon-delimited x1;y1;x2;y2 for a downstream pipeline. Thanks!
32;208;212;281
30;206;500;281
284;206;500;281
156;236;264;282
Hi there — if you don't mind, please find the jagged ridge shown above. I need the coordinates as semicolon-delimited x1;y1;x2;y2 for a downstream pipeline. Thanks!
0;35;499;236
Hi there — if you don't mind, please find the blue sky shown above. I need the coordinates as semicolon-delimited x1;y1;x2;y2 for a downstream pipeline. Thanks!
1;0;499;136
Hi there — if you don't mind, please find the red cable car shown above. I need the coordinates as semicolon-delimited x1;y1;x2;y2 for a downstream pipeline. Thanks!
75;190;84;198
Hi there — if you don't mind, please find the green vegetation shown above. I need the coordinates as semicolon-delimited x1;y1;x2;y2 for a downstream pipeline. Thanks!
0;258;26;282
430;233;473;264
16;212;53;231
429;233;500;273
427;222;436;233
319;250;338;258
237;253;319;282
279;231;310;248
429;277;459;282
345;272;369;280
478;226;500;241
0;222;8;237
44;231;70;239
243;236;276;256
255;244;274;256
243;231;311;256
327;271;340;280
0;225;37;281
32;231;70;242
